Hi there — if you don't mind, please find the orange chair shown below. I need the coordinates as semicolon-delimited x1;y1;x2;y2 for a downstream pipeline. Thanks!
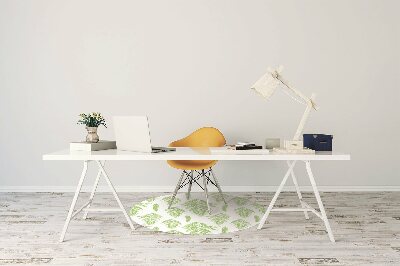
167;127;227;214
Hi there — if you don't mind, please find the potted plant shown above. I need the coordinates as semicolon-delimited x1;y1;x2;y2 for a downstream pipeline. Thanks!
77;112;107;143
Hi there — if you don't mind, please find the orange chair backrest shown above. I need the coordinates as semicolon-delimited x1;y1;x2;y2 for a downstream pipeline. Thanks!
169;127;226;148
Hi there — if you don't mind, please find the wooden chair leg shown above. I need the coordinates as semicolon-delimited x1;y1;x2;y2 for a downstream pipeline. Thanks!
187;170;193;199
210;168;227;205
169;171;185;209
202;170;211;214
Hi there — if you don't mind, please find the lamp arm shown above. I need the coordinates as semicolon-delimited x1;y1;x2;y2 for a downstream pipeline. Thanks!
293;93;316;141
276;76;310;105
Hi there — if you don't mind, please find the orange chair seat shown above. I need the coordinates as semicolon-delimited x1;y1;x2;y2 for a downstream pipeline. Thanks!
167;160;217;171
167;127;226;171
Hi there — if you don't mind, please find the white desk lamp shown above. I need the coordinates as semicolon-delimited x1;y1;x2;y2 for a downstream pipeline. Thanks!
251;66;317;153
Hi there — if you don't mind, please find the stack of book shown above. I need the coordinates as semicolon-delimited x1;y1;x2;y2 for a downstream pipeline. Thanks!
70;140;117;151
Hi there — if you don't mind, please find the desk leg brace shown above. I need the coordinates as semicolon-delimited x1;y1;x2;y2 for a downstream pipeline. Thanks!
288;161;309;220
82;161;104;220
59;160;135;242
257;160;335;242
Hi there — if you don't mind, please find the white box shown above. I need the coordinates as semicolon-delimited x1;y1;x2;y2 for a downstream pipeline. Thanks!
284;140;304;150
265;138;280;149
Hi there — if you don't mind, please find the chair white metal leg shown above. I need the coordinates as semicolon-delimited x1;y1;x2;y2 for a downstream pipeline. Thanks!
83;161;105;220
202;170;211;214
60;161;88;242
305;161;335;242
95;161;135;231
187;170;193;200
257;161;296;229
287;161;309;220
169;171;185;209
210;168;227;205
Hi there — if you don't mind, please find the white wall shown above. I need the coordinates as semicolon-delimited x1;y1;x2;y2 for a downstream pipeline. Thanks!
1;0;399;190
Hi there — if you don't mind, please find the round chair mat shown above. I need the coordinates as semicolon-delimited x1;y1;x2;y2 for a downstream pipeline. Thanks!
129;193;266;235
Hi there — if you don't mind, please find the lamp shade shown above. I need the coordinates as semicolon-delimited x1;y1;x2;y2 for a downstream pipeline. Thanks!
251;66;313;107
250;66;283;99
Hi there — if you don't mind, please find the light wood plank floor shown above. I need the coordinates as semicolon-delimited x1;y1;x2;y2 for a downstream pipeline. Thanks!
0;192;399;265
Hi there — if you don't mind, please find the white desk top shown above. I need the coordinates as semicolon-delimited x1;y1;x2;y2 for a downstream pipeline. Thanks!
43;148;350;161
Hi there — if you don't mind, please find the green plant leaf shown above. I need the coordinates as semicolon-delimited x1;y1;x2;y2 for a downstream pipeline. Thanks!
231;219;249;229
252;203;266;214
140;213;161;225
184;199;208;216
184;222;215;235
129;205;142;216
212;193;225;202
153;204;159;212
235;207;254;218
163;196;180;206
209;213;230;225
185;215;191;222
162;219;181;229
166;207;184;218
221;226;228;233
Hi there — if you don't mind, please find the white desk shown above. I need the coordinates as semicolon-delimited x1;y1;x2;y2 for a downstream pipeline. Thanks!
43;148;350;242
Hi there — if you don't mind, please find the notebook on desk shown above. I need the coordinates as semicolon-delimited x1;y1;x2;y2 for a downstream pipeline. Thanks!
210;147;269;154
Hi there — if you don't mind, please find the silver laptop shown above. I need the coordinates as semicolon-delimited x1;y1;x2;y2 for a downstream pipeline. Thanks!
113;116;175;153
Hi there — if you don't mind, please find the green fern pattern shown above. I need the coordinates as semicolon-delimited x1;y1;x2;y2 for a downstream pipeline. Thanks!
129;205;142;216
140;213;161;225
166;207;185;218
210;213;230;225
231;219;249;229
130;194;261;235
184;222;215;234
153;204;159;212
162;219;181;229
212;193;225;202
184;199;208;216
235;207;254;218
252;203;266;214
163;196;180;206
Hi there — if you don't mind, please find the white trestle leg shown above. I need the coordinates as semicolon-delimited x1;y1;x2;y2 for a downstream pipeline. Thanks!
287;161;309;220
95;161;135;231
83;161;105;220
257;160;335;242
60;160;136;242
60;161;88;242
257;161;296;229
305;161;335;242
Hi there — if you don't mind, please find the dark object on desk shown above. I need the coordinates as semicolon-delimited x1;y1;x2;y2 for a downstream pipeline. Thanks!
236;144;263;150
303;134;333;151
152;147;176;153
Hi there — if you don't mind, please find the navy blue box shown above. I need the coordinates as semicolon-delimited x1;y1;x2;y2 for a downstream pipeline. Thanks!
303;134;333;151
